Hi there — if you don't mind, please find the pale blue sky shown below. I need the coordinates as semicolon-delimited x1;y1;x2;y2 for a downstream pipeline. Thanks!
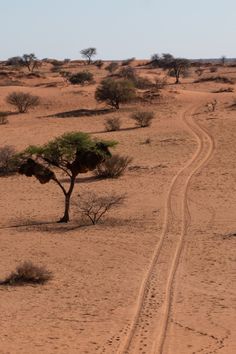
1;0;235;60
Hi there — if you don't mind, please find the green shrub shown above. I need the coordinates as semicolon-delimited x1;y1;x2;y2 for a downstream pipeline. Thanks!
69;71;94;85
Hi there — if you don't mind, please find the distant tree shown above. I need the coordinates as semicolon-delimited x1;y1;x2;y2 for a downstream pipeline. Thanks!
95;78;135;109
16;132;116;223
221;55;226;66
6;54;40;72
21;53;40;72
151;53;190;83
6;92;40;113
80;47;97;64
6;56;23;67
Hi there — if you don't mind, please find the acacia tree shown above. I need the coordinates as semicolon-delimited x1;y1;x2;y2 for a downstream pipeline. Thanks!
16;132;116;223
21;53;40;72
150;53;190;84
80;47;97;64
95;78;135;109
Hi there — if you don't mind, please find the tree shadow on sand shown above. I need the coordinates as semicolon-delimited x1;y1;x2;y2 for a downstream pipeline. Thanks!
46;108;114;118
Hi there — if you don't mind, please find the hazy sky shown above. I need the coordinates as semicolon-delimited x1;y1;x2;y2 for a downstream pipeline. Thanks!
1;0;235;60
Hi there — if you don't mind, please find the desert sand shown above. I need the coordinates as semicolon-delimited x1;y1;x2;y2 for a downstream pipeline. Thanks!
0;61;235;354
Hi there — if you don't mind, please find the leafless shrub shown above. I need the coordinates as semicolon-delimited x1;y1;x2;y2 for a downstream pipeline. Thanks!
6;92;40;113
0;145;17;176
78;192;126;225
0;261;52;286
105;62;119;73
104;117;121;131
94;154;132;178
131;111;154;127
121;57;135;66
0;112;9;125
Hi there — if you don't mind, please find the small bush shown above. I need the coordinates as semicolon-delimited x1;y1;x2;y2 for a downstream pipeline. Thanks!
6;92;40;113
131;111;154;128
0;145;17;176
0;112;9;125
104;117;121;131
94;154;132;178
0;261;52;286
106;62;119;73
94;60;104;69
78;192;126;225
69;71;94;85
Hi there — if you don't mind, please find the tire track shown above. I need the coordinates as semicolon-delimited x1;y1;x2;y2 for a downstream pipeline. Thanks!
118;103;215;354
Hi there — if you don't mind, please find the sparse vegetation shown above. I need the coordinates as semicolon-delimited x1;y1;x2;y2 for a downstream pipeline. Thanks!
131;111;154;127
78;192;126;225
94;154;132;178
6;92;40;113
0;261;52;286
104;117;121;131
195;76;234;84
69;71;94;85
95;78;136;109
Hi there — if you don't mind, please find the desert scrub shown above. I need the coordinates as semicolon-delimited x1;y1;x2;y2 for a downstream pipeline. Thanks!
94;154;132;178
0;261;52;286
131;111;154;127
104;117;121;131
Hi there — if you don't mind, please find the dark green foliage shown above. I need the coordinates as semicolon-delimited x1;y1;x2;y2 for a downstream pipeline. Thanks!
95;78;135;109
69;71;94;85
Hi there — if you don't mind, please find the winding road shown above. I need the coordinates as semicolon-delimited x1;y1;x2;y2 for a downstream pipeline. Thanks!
119;104;215;354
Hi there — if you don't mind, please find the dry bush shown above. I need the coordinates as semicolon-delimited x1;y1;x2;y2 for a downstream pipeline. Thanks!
212;87;234;93
0;112;8;125
78;192;126;224
6;92;40;113
94;154;132;178
0;145;17;176
131;111;154;127
104;117;121;131
0;261;52;286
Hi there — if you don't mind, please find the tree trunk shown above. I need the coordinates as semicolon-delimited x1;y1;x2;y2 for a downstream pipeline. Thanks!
59;194;71;223
58;175;76;223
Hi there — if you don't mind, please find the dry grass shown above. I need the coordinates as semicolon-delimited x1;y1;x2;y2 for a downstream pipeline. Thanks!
94;154;132;178
0;261;52;286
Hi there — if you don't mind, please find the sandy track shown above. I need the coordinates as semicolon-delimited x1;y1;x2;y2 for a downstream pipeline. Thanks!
118;103;215;354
